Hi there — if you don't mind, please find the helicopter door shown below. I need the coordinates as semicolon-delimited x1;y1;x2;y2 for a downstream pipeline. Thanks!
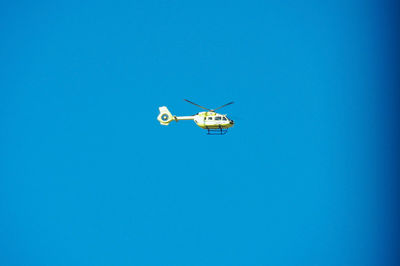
214;116;222;125
205;116;214;126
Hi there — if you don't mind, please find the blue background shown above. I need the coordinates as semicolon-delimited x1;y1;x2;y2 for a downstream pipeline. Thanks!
1;1;399;265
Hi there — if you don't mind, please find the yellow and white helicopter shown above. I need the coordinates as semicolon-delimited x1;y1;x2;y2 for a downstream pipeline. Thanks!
157;99;235;135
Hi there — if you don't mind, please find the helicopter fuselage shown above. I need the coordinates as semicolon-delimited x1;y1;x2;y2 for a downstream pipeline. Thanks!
192;111;234;129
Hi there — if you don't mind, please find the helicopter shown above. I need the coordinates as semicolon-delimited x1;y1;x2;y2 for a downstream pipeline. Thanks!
157;99;235;135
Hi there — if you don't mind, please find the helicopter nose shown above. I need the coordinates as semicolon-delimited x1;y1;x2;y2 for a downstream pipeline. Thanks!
230;120;234;125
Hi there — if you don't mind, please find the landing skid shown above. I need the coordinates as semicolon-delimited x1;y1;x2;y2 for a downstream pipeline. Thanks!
206;127;228;135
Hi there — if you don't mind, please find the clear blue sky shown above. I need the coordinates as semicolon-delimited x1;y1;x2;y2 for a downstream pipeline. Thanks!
1;1;399;265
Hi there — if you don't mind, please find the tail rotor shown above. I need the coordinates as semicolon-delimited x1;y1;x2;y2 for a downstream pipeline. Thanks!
157;106;175;125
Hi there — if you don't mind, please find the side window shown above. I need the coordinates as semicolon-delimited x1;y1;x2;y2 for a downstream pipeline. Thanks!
215;116;221;121
222;117;227;121
208;117;213;120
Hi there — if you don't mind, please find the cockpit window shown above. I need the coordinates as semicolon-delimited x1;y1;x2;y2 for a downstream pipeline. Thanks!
222;117;227;121
215;116;221;120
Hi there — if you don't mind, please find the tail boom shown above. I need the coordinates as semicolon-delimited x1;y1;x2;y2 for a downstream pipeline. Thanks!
157;107;195;125
175;116;195;121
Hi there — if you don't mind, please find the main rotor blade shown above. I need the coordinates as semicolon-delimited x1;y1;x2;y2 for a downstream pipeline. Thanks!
184;99;212;111
211;101;234;112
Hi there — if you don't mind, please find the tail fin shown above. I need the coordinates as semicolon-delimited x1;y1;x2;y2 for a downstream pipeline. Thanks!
157;106;175;125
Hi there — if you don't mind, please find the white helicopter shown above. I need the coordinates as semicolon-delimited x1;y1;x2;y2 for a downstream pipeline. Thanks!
157;99;235;135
